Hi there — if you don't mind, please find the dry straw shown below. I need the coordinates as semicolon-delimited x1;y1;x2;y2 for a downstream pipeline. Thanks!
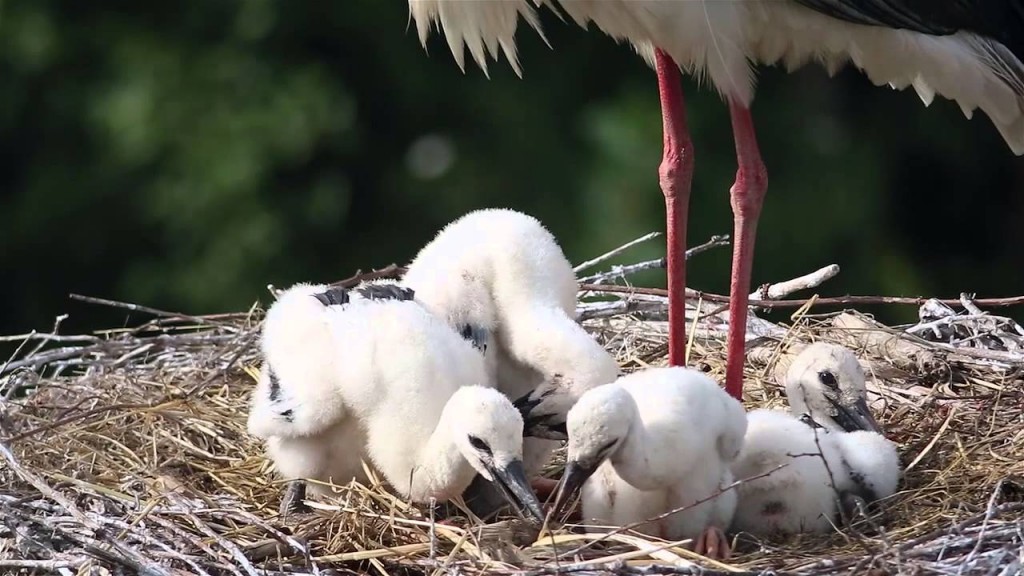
1;233;1022;575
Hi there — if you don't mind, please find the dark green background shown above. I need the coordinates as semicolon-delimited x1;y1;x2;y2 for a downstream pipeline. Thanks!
2;1;1021;337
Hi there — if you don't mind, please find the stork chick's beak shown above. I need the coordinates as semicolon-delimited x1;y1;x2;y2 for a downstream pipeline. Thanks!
486;459;544;522
829;396;882;434
551;459;597;519
512;391;540;416
512;394;569;441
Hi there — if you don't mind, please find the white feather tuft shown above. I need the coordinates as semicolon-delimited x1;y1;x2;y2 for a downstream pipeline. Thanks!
408;0;552;78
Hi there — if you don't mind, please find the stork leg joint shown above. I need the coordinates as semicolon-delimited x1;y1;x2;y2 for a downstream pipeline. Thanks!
730;162;767;216
659;146;695;201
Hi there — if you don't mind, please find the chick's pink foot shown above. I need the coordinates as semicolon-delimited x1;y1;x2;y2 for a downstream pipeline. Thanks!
694;525;731;560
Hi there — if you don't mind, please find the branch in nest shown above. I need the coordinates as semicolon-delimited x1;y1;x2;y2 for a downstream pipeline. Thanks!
69;294;227;327
330;263;408;288
749;264;840;301
267;263;412;300
579;262;838;307
579;284;1024;310
907;296;1024;354
0;559;89;570
578;234;730;284
573;231;662;274
577;263;839;336
0;443;173;575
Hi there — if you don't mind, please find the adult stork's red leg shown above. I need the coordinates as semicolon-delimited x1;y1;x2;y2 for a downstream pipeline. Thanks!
654;49;694;368
723;100;767;400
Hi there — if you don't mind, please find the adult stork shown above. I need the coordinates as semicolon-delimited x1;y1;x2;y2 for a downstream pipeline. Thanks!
408;1;1024;399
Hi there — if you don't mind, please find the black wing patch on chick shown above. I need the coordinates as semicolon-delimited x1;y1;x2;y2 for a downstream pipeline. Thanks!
312;287;351;306
267;366;282;402
312;283;415;307
838;451;878;503
265;366;294;422
355;283;416;302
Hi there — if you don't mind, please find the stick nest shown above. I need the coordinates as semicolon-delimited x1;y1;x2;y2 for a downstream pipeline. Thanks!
1;277;1022;576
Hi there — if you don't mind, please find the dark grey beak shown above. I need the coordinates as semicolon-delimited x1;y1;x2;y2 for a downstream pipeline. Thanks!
830;396;882;434
486;459;544;522
512;392;539;416
551;460;597;519
512;393;568;440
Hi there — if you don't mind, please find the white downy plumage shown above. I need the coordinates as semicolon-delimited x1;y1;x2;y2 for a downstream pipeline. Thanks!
247;282;371;496
246;281;543;519
402;208;620;471
408;0;1024;154
730;343;901;535
554;367;747;557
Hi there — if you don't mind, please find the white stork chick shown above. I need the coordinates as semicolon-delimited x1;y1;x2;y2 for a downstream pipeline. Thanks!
246;282;375;511
247;281;544;521
783;342;882;434
249;281;410;440
729;343;901;536
552;367;748;560
248;281;422;483
402;208;620;468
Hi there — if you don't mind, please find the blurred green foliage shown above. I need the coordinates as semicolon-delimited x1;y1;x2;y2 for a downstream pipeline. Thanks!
1;1;1021;335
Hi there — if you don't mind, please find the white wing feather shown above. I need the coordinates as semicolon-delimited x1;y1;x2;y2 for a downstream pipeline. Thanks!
408;0;1024;155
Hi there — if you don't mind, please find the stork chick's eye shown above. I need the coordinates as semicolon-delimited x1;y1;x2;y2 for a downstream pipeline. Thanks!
467;435;492;455
818;370;838;389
